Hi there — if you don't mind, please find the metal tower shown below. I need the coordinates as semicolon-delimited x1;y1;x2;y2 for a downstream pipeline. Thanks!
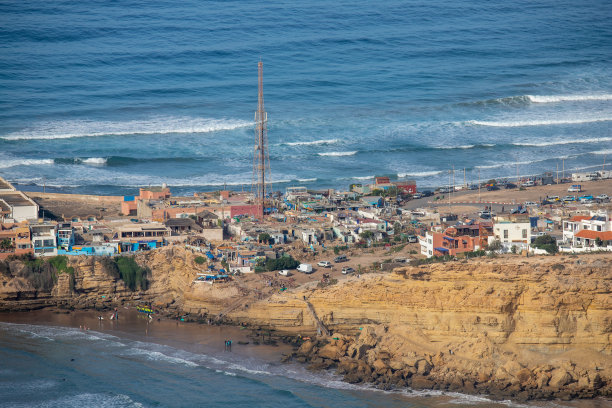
252;61;270;216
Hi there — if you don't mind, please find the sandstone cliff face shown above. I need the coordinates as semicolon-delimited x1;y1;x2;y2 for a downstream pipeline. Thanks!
229;255;612;399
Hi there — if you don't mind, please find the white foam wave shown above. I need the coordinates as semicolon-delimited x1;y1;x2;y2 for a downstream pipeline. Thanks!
438;144;475;150
0;158;54;169
513;136;612;147
476;159;540;170
398;171;443;178
285;139;339;146
1;117;251;140
124;348;199;367
592;149;612;156
318;151;357;157
81;157;107;165
527;94;612;103
468;117;612;127
351;175;374;180
296;178;317;182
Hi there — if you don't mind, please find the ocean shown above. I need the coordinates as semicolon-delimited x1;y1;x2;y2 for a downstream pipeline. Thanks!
0;314;594;408
0;1;611;196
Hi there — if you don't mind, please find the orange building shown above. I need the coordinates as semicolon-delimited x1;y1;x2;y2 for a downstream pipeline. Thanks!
0;222;33;259
121;186;172;216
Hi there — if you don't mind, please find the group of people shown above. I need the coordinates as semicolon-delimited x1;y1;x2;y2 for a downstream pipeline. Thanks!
224;339;232;351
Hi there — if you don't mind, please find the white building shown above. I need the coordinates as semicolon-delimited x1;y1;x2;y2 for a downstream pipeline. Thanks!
563;211;611;243
0;178;38;222
493;219;531;251
30;223;58;257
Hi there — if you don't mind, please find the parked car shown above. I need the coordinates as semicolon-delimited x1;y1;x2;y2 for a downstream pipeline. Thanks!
562;195;576;202
524;201;538;206
596;194;609;200
421;190;434;197
412;192;423;199
578;195;594;202
334;255;348;263
521;180;535;187
504;183;517;189
317;261;332;268
486;185;500;191
406;235;418;243
297;263;313;273
479;211;495;219
278;269;292;277
341;267;355;275
468;184;479;190
567;185;582;192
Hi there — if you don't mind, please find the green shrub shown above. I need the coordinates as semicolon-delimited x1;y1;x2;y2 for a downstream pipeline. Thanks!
532;235;558;254
194;256;206;265
264;255;300;271
100;256;149;291
116;257;150;291
48;256;74;275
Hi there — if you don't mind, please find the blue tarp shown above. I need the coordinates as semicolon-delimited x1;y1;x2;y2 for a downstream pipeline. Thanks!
205;252;215;259
434;247;449;253
529;217;539;228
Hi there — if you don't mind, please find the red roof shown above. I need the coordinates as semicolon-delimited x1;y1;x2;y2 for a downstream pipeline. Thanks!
574;230;612;240
570;215;591;222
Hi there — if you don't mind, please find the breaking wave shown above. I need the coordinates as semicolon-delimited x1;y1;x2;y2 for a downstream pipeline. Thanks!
0;158;54;169
526;94;612;103
512;136;612;147
0;117;251;140
284;139;339;146
397;171;444;178
467;117;612;127
317;151;357;157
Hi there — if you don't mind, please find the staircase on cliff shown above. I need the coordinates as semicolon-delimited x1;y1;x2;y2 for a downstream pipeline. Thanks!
304;300;331;336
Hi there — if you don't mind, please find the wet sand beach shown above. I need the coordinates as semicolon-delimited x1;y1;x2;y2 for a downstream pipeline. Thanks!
0;309;292;364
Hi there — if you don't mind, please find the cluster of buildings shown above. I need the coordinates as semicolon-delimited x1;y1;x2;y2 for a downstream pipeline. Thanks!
0;174;610;265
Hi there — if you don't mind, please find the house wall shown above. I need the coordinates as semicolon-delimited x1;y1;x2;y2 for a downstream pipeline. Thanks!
494;222;531;244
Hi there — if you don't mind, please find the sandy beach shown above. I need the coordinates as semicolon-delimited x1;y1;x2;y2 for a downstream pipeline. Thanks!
0;309;293;364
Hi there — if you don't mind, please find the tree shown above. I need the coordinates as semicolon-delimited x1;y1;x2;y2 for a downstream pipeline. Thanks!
360;230;375;240
258;233;271;244
532;234;558;254
487;239;502;252
595;237;604;247
0;239;14;250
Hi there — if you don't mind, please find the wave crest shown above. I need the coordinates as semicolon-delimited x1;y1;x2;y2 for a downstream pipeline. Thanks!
1;117;251;140
468;117;612;127
527;94;612;103
284;139;339;146
318;151;357;157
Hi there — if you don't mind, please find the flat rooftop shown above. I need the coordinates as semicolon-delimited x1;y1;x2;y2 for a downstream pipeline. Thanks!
0;177;15;191
0;192;34;206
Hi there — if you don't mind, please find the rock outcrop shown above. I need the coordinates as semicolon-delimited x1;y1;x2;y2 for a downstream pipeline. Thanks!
229;255;612;400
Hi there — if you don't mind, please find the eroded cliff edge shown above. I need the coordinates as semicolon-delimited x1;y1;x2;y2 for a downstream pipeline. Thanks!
225;255;611;400
0;249;610;400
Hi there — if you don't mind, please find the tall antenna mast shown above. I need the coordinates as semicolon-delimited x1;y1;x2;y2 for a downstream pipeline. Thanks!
252;61;270;217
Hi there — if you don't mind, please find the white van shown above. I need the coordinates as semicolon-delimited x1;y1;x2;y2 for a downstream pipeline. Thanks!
297;263;313;274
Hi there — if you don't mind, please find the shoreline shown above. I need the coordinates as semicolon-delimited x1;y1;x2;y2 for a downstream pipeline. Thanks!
1;308;610;408
0;308;294;365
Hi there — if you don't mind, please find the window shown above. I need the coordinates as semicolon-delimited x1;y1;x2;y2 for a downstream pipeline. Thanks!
503;230;508;239
522;229;527;239
597;225;602;231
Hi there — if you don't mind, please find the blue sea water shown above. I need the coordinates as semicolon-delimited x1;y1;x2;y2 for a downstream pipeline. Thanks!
0;0;611;196
0;320;576;408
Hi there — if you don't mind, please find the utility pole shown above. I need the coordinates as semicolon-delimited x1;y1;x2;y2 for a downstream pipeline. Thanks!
463;167;466;189
478;168;481;203
252;61;271;218
562;158;565;180
556;162;559;185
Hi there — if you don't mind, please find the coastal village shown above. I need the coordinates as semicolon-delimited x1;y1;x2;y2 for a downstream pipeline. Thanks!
1;170;610;268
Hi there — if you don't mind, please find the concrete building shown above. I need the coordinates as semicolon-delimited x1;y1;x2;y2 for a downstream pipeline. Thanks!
56;222;75;251
563;211;611;243
31;223;58;257
0;178;39;222
0;222;33;259
493;218;531;251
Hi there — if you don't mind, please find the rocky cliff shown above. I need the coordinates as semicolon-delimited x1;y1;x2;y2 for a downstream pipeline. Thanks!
227;254;612;400
1;248;610;400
